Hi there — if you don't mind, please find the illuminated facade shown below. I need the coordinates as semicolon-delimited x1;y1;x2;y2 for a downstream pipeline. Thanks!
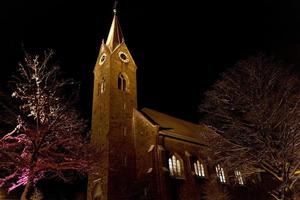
88;9;253;200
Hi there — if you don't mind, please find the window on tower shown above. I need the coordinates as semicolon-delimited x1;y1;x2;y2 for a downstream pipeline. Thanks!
118;74;127;91
100;78;105;93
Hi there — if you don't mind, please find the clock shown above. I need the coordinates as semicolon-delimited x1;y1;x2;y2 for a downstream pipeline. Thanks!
99;53;107;65
118;51;129;63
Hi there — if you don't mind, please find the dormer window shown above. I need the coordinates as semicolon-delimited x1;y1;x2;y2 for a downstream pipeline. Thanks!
168;155;183;177
215;164;226;183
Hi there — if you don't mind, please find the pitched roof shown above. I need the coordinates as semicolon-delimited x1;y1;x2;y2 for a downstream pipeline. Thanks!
141;108;214;145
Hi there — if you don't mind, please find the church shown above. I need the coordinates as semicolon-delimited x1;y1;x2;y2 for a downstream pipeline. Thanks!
87;8;237;200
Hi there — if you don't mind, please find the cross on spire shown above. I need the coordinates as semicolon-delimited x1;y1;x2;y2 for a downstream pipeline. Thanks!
113;1;118;15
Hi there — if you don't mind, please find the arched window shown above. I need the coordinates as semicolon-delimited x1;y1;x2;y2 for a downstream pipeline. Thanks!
215;164;226;183
235;170;244;185
193;160;205;177
168;155;183;177
118;74;127;91
100;78;105;93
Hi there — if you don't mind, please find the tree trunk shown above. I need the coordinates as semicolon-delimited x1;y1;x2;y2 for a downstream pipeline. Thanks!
20;179;32;200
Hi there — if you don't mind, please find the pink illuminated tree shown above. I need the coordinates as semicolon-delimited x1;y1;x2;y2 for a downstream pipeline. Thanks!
0;50;99;200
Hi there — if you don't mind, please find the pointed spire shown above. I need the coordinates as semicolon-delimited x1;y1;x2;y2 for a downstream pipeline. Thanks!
106;1;124;51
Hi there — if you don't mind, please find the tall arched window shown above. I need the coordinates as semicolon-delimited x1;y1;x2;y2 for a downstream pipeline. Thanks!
100;78;105;93
193;160;205;177
215;164;226;183
235;170;244;185
168;155;183;177
118;74;127;91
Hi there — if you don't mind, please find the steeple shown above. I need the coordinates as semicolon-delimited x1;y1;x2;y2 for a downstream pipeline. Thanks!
106;4;124;52
88;2;138;200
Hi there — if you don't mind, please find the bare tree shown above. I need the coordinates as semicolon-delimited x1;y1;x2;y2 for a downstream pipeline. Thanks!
202;175;230;200
0;50;99;200
200;55;300;200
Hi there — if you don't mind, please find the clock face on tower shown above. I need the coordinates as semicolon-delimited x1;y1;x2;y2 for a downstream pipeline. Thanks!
99;53;107;65
118;51;129;63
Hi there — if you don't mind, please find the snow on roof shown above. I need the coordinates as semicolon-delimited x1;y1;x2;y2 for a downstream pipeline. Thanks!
141;108;214;144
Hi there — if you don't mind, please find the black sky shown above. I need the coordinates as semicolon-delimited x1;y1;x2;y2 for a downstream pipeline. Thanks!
0;0;300;123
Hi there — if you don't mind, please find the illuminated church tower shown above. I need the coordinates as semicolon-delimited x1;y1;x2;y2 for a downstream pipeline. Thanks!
88;7;137;200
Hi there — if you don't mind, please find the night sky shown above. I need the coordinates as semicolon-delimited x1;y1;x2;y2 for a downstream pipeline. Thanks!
0;0;300;123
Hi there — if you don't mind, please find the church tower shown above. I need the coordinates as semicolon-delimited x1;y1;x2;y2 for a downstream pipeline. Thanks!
88;8;137;200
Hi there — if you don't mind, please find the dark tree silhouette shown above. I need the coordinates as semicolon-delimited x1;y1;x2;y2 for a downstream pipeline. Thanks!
0;90;17;129
202;175;230;200
200;55;300;200
0;50;99;200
